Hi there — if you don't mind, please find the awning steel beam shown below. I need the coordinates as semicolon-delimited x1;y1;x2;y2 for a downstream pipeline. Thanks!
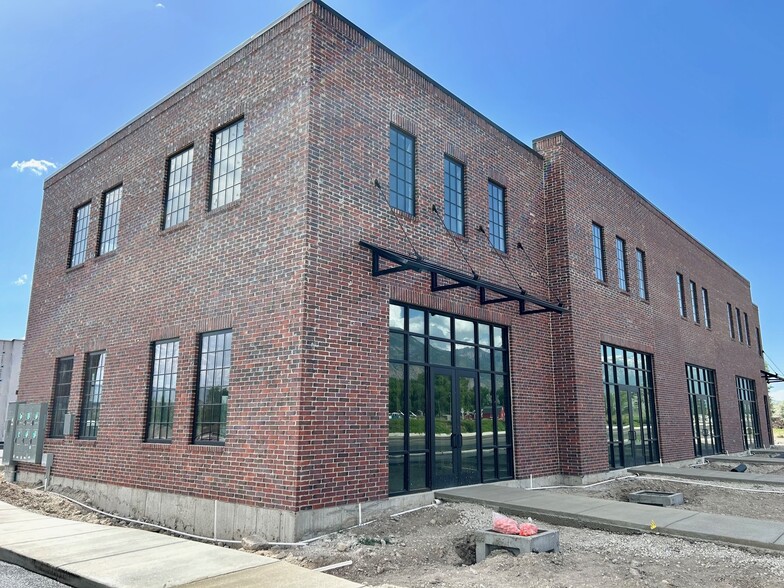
359;241;567;316
762;370;784;384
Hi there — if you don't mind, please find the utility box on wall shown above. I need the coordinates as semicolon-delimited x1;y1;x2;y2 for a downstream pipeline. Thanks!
10;402;47;464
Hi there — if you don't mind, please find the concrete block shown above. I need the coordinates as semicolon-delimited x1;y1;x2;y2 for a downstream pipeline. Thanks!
475;528;559;562
628;490;684;507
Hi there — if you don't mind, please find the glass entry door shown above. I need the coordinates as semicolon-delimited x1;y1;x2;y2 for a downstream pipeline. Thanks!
603;343;659;469
431;368;480;489
618;384;652;468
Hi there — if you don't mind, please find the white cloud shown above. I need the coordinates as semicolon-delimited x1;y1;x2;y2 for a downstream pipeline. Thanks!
10;159;57;176
155;2;165;8
13;274;28;286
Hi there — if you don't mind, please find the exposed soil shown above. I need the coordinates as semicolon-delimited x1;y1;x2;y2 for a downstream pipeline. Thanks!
3;479;784;588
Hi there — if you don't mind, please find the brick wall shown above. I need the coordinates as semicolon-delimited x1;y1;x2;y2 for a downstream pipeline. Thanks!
19;5;315;510
536;132;769;473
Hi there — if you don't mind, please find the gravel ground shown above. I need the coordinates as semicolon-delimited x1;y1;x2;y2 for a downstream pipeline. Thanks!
3;479;784;587
0;562;66;588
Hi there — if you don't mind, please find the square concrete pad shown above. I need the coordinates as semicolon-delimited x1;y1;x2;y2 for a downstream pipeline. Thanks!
60;538;277;587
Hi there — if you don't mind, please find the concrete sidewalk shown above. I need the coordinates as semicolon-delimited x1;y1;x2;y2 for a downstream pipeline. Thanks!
0;500;362;588
630;464;784;486
705;455;784;465
435;485;784;552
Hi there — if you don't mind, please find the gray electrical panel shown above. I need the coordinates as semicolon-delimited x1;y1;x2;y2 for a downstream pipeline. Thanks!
10;402;47;464
1;402;18;466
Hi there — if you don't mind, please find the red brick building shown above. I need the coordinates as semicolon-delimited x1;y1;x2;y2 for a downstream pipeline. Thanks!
13;1;770;540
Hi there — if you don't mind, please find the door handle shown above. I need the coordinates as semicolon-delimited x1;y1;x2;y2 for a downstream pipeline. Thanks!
450;433;458;449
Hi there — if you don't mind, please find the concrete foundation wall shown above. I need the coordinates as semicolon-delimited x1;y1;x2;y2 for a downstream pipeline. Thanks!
12;469;582;541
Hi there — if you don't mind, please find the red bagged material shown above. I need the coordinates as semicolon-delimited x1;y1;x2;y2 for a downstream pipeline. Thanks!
518;522;539;536
491;512;519;535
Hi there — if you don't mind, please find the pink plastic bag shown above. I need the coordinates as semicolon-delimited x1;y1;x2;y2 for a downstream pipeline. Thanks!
491;512;519;535
518;522;539;536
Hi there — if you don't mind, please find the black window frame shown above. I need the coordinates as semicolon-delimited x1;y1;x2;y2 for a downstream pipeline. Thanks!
79;351;106;439
689;280;700;324
701;287;711;329
388;302;513;495
743;312;751;347
736;307;744;343
592;223;606;282
635;248;648;300
50;356;74;438
616;237;628;291
209;118;244;211
193;329;232;445
736;376;761;450
68;202;91;268
97;185;123;256
686;363;722;456
487;180;506;252
146;339;180;443
443;155;465;235
163;145;194;229
676;273;687;318
388;126;415;215
727;303;735;339
757;326;763;356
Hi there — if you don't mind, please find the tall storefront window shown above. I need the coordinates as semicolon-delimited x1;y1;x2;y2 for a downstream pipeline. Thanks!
388;303;512;495
602;343;659;469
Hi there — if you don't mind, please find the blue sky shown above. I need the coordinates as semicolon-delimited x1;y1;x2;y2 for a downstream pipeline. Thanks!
1;1;782;397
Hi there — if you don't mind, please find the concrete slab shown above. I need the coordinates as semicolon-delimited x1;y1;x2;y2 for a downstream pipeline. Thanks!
0;518;87;533
706;455;784;465
0;499;363;588
665;512;784;547
629;465;784;486
180;561;365;588
60;541;275;587
1;524;113;546
436;483;784;552
8;526;184;567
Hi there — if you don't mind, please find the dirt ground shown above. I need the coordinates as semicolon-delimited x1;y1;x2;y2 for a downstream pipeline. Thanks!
3;479;784;588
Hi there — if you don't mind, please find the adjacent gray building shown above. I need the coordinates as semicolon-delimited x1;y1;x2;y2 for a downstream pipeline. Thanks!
0;339;24;445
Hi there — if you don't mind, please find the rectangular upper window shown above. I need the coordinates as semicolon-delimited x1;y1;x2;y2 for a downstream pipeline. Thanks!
210;119;244;210
147;339;179;442
701;288;711;329
164;147;193;228
50;357;74;438
69;203;91;267
727;303;735;339
487;181;506;252
193;330;232;444
443;156;464;235
636;249;648;300
757;327;763;356
744;312;751;347
615;237;627;291
389;126;414;214
676;273;687;318
592;223;605;282
98;186;123;255
736;308;744;343
79;351;106;439
689;281;700;324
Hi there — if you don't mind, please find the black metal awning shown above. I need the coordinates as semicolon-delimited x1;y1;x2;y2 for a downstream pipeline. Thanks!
359;241;567;316
762;370;784;384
